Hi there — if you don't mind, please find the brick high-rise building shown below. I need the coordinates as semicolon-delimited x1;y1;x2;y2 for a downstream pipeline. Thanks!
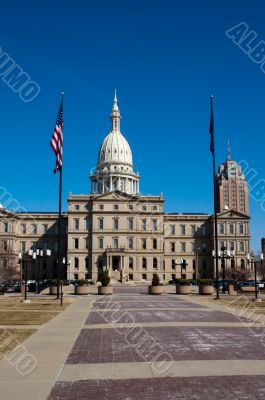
217;142;249;215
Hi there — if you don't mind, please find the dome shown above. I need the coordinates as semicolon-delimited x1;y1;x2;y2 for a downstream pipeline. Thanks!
98;130;133;166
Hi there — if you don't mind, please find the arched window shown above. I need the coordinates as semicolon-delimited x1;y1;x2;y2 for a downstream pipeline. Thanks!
129;257;133;269
153;258;158;269
74;257;79;269
142;258;147;269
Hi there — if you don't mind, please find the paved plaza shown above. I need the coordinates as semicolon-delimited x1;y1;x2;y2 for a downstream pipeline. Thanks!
1;285;265;399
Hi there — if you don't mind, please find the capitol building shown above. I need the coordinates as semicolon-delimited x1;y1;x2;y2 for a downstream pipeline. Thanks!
0;93;251;283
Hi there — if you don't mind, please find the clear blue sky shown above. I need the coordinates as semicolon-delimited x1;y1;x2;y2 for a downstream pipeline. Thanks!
0;0;264;252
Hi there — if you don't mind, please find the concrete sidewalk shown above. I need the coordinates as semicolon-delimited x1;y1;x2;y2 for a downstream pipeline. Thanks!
0;296;95;400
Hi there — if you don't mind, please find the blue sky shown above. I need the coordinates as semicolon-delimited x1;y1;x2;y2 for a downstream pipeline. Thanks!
0;0;264;252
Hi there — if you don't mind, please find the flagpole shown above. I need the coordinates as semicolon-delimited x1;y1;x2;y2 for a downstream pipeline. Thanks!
210;95;220;300
56;92;64;302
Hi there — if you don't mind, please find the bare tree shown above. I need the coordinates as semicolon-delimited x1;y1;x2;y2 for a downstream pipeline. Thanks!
0;241;17;284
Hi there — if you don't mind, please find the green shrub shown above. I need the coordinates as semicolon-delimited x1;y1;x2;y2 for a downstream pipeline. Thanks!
77;279;88;286
88;280;95;286
176;279;190;285
199;278;213;285
50;279;58;286
99;271;110;287
152;273;160;286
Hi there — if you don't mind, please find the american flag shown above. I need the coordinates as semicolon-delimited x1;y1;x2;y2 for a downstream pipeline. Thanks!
50;95;63;173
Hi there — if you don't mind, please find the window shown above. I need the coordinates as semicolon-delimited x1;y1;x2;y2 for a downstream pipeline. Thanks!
128;204;133;210
171;242;175;252
74;219;79;230
98;218;104;230
74;238;79;249
113;218;119;230
170;225;175;235
230;241;235;251
3;222;8;233
43;224;48;234
142;205;147;211
152;220;158;231
128;218;133;230
229;224;234;234
153;205;158;211
201;226;206;236
75;205;80;210
129;257;133;269
74;273;78;280
98;238;104;249
3;241;8;251
20;241;26;252
114;204;119;211
85;257;89;269
172;274;176;280
191;225;196;235
74;257;79;269
142;219;147;230
171;260;176;269
219;224;224;234
142;273;147;280
142;258;147;269
99;204;104;210
153;258;158;269
239;224;244;234
181;242;186;252
239;241;245;252
153;239;157;249
142;239;147;249
113;237;119;249
128;238;133;249
21;224;26;234
180;225;186;235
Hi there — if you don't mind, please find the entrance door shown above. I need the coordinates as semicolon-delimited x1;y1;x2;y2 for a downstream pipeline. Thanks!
112;256;120;271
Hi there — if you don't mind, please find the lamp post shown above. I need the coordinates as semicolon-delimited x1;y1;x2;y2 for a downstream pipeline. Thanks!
18;250;36;302
35;249;51;294
174;258;188;279
212;247;235;294
247;253;263;301
195;246;201;284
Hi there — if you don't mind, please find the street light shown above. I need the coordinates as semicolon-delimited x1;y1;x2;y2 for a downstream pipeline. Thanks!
212;247;235;294
174;258;188;279
247;253;263;301
35;249;51;294
18;250;36;302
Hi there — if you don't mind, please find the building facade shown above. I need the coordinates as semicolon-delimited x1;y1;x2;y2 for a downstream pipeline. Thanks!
0;94;251;283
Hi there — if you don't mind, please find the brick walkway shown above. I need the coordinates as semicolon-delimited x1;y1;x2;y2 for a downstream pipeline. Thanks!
48;286;265;399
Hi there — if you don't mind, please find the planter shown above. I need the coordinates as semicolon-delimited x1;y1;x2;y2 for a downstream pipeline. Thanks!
228;284;237;296
176;285;191;295
75;285;89;295
49;285;58;295
148;285;163;295
98;286;113;295
199;284;214;295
